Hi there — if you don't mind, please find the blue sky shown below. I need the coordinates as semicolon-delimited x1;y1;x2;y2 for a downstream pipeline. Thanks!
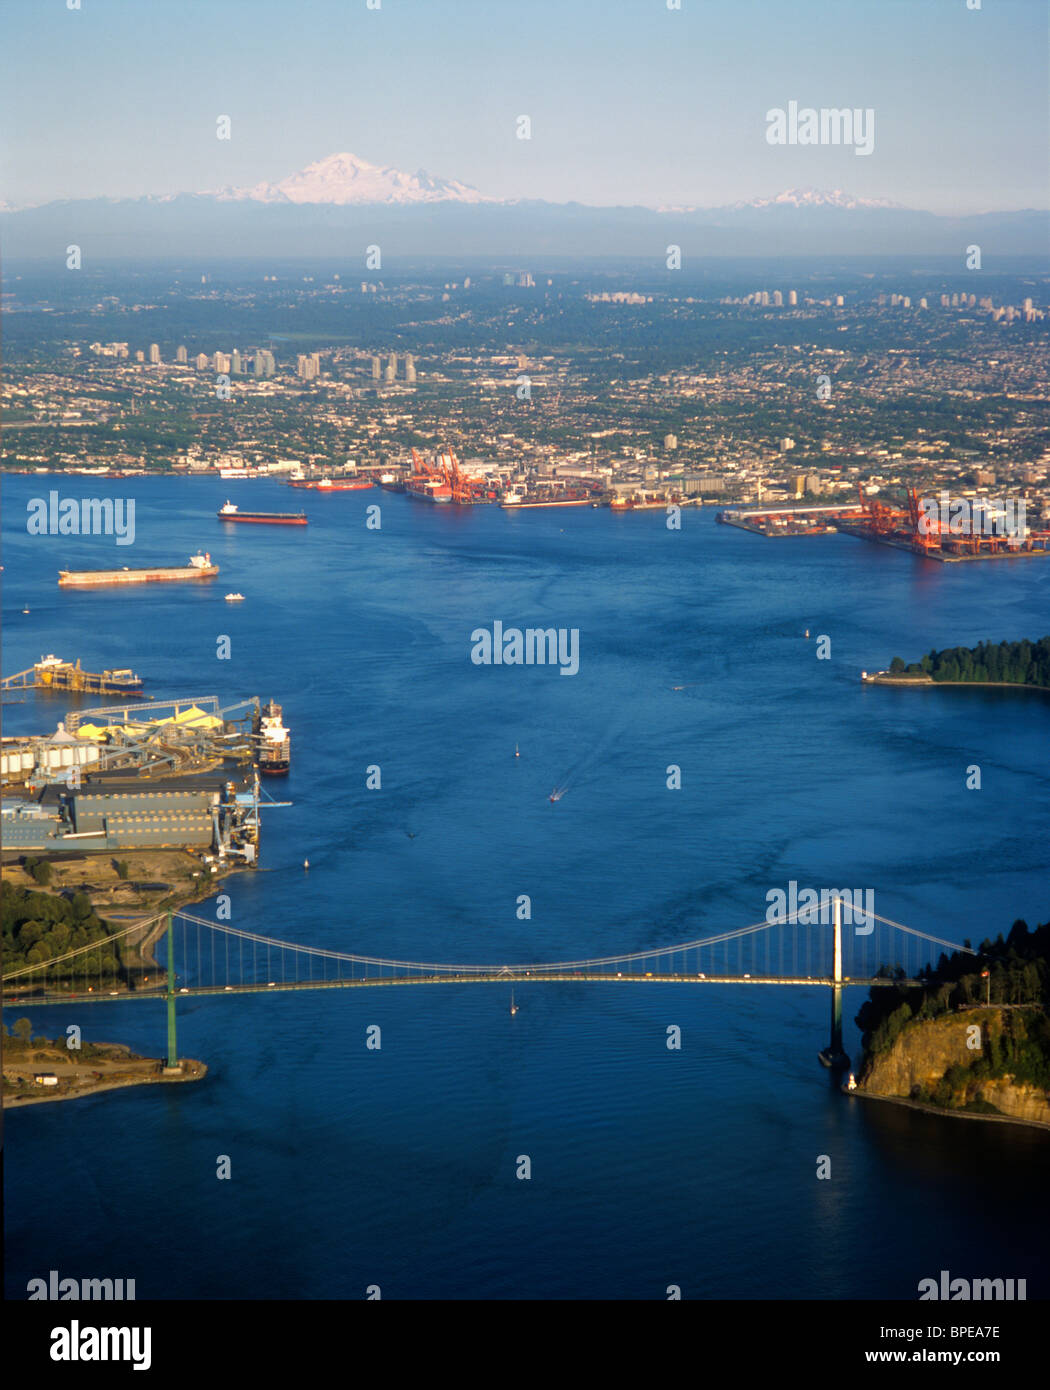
1;0;1046;212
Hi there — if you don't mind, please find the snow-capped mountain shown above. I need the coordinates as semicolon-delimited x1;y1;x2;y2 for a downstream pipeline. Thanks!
732;187;905;211
658;188;906;214
211;152;497;206
1;159;1045;259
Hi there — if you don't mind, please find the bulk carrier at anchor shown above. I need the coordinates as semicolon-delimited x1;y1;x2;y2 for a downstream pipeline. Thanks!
58;552;219;588
218;501;307;526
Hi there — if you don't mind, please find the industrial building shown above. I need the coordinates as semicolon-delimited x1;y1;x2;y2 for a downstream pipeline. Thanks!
1;774;261;862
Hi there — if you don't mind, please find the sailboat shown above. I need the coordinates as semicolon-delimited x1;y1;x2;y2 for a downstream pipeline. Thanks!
510;989;519;1016
514;742;519;758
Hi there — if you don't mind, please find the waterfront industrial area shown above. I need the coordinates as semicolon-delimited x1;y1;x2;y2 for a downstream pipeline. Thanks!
1;690;290;864
5;263;1049;537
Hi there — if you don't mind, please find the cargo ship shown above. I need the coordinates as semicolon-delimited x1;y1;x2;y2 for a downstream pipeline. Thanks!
217;501;307;525
501;488;593;508
253;699;290;774
610;494;682;511
287;477;373;491
58;552;218;588
404;476;452;503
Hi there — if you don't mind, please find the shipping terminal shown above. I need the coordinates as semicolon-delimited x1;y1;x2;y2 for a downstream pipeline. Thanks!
2;693;292;861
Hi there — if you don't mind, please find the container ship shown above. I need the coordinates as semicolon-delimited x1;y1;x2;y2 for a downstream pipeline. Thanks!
217;501;307;525
287;477;373;491
58;552;219;588
404;476;453;503
501;488;593;509
253;699;290;774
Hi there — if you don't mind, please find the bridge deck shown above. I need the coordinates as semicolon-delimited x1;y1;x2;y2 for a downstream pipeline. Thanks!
3;973;919;1005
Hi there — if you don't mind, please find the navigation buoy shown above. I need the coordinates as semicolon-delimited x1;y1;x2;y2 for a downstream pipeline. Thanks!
303;858;310;870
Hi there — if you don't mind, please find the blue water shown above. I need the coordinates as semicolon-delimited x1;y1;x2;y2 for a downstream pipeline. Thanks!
4;475;1049;1299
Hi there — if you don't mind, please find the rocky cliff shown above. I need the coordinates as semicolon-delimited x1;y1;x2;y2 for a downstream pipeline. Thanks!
857;1007;1050;1126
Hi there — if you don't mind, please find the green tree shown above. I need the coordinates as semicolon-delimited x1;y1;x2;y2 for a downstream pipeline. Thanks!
12;1017;33;1045
70;892;93;920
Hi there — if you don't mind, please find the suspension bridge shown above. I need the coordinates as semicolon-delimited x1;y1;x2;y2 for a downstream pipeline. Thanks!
2;897;973;1071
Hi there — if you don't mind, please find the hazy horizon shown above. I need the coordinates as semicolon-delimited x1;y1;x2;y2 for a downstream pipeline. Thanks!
2;0;1047;215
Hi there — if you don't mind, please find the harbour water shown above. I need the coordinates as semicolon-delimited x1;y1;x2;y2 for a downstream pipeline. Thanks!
4;475;1048;1299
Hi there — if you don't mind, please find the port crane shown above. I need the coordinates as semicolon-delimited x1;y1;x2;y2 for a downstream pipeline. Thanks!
855;484;1050;556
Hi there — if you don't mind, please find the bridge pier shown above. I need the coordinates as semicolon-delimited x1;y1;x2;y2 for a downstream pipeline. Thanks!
818;896;851;1070
163;910;181;1074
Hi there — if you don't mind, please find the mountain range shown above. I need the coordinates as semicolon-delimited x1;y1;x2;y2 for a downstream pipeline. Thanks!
2;153;1046;260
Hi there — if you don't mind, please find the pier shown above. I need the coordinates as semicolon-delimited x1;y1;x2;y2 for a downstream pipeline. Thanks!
1;656;144;697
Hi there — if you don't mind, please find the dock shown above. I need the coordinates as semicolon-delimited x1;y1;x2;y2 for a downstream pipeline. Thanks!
1;656;145;697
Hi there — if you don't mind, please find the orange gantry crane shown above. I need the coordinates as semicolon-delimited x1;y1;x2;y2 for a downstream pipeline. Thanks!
859;484;1050;555
438;449;491;504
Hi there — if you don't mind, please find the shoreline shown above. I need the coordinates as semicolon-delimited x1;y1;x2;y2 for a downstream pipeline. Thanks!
863;674;1050;691
850;1087;1050;1133
3;1059;207;1109
1;855;249;1002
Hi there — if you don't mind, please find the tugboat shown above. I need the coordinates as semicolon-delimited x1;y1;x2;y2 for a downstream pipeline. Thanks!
253;699;290;774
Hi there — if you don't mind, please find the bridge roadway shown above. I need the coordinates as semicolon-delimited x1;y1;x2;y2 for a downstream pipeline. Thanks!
3;972;918;1006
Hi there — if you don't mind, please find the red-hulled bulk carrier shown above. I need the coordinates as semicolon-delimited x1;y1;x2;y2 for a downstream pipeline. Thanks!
58;552;219;587
217;501;307;525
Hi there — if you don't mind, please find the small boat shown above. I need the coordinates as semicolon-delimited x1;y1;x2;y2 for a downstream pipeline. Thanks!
804;629;810;638
225;592;245;602
514;742;519;758
22;607;30;614
510;990;519;1016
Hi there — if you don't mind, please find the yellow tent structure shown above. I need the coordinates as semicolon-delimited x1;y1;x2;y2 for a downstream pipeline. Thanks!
156;705;223;731
74;723;110;741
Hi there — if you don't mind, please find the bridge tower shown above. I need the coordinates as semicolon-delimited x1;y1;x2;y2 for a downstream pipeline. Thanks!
163;910;180;1073
818;895;851;1070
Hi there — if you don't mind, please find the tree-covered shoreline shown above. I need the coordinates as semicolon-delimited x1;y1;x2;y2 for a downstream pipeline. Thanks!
888;636;1050;686
1;876;121;982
